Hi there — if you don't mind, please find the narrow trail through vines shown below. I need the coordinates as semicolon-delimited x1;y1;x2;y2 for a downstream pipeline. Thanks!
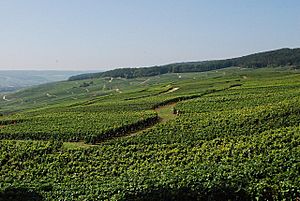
1;85;240;149
128;103;177;137
64;84;241;148
64;102;178;149
96;84;242;144
155;103;177;123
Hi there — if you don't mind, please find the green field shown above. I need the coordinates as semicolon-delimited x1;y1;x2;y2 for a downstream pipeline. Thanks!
0;67;299;200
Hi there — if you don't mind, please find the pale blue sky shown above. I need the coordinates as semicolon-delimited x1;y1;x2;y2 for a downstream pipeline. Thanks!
0;0;300;70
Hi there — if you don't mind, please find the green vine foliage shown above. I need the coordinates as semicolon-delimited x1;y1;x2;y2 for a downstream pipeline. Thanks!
0;69;300;200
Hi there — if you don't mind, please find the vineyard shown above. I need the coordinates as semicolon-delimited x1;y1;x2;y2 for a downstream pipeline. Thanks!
0;67;299;200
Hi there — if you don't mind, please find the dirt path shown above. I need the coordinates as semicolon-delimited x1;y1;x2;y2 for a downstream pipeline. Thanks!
2;95;6;101
164;87;179;94
124;84;240;138
2;95;10;101
126;103;177;138
63;85;242;148
46;93;57;98
5;84;240;149
155;103;177;123
141;78;150;84
64;102;178;148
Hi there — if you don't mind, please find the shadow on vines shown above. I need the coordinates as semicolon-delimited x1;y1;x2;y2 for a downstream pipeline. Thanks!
123;186;251;201
0;187;43;201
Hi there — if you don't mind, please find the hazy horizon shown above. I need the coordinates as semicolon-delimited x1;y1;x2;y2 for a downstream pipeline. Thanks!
1;0;300;71
0;69;97;72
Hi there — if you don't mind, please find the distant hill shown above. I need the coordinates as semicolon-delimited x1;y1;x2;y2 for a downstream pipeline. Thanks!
69;48;300;80
0;71;92;92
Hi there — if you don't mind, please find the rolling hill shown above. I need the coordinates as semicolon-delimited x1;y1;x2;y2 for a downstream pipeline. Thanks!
0;50;300;200
69;48;300;80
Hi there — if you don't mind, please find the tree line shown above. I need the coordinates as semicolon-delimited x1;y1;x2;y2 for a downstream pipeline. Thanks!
69;48;300;80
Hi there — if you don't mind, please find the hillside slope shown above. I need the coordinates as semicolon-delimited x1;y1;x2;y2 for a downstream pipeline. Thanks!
69;48;300;80
0;67;240;114
0;67;300;200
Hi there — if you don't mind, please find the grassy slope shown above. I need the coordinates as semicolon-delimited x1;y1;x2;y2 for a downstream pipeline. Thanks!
0;67;300;200
0;67;228;114
1;67;295;114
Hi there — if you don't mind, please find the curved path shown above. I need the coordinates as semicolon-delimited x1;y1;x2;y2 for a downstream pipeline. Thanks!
64;103;177;149
126;84;241;138
2;84;241;149
155;103;177;123
127;103;177;137
64;84;241;148
2;95;10;101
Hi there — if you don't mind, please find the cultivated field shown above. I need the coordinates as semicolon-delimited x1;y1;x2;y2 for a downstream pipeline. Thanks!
0;67;299;200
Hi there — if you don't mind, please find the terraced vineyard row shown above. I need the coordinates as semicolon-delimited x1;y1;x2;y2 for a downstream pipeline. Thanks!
0;110;158;143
